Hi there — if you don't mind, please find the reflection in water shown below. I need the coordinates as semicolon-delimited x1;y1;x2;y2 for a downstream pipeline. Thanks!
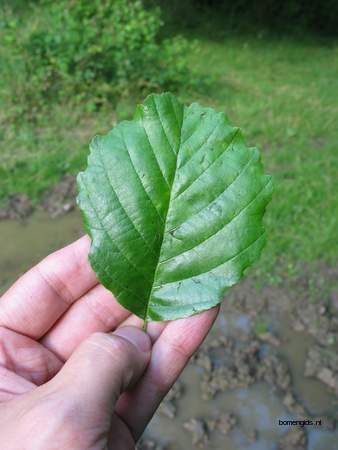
0;212;337;449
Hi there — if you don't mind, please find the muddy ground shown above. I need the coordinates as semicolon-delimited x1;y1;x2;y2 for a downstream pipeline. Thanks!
0;203;337;450
0;175;77;221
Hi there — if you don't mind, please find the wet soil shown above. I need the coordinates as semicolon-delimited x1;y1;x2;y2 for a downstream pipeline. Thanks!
0;212;337;449
41;174;77;218
0;193;33;220
0;175;77;221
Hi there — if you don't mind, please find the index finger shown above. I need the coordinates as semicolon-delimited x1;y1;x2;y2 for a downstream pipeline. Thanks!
0;235;97;339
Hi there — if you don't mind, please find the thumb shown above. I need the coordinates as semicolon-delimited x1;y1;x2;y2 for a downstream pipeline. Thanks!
50;327;151;412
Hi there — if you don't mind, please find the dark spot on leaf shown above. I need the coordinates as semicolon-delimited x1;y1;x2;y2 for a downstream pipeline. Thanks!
169;227;183;240
169;228;176;237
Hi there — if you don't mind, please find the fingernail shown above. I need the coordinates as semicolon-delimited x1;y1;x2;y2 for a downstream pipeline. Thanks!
114;326;151;353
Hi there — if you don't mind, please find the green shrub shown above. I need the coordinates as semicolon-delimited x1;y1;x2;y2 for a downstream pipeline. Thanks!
0;0;191;119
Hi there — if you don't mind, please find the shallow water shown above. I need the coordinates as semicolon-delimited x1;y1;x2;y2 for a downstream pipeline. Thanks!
0;210;82;292
0;211;337;449
145;313;337;450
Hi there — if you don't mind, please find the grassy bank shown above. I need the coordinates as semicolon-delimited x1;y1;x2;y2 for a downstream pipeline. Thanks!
186;35;338;280
1;31;337;280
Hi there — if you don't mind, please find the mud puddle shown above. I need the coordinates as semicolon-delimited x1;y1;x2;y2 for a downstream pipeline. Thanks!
0;210;82;292
0;212;337;449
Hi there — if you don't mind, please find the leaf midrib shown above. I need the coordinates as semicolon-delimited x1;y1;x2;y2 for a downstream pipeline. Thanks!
142;101;184;321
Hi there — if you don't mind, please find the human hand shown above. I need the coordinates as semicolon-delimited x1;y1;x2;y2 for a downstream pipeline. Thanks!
0;236;218;450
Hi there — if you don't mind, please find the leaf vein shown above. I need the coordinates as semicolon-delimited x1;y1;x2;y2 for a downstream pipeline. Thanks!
120;129;164;225
97;144;157;256
173;149;256;231
155;232;265;287
79;177;150;282
152;96;177;157
141;122;171;190
178;118;226;171
174;128;240;200
160;178;271;266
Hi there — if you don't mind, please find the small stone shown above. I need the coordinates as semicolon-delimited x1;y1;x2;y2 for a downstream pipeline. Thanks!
158;380;184;419
183;418;209;448
258;332;281;346
319;305;326;316
215;413;237;435
293;320;305;332
158;401;176;419
317;368;336;390
63;202;74;213
137;437;167;450
195;353;212;371
283;392;295;409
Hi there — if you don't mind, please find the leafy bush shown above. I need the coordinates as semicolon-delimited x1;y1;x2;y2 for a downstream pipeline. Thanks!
0;0;191;119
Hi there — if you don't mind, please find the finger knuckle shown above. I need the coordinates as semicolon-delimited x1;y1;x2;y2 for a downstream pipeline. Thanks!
87;332;136;362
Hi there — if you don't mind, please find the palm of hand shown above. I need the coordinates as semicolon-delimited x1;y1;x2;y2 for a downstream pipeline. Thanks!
0;236;217;449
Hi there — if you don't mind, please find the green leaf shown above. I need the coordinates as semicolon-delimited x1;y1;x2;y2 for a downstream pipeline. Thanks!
77;93;272;322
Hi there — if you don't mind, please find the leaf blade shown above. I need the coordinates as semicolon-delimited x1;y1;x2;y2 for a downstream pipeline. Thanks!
77;93;272;321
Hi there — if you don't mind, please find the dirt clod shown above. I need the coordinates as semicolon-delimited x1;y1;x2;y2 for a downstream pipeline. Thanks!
290;270;338;347
258;331;281;346
212;413;237;435
183;418;209;448
137;437;167;450
158;380;184;419
305;346;338;394
195;333;292;403
0;193;33;220
184;411;237;448
278;427;307;450
41;175;77;218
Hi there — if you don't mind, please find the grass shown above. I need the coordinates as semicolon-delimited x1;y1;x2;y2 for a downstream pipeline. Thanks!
186;34;338;279
1;30;337;281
